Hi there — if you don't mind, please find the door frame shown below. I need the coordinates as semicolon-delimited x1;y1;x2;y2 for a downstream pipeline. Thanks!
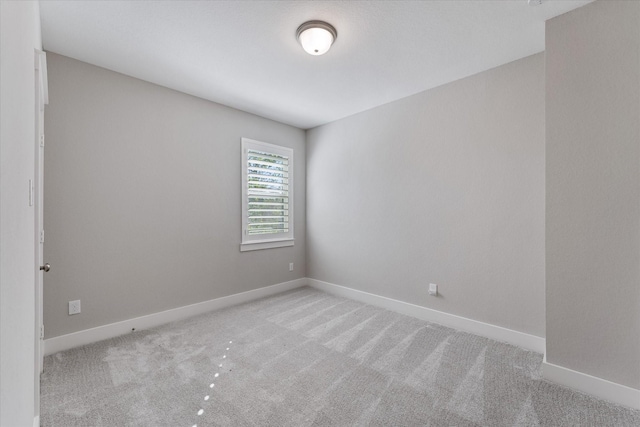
34;48;48;418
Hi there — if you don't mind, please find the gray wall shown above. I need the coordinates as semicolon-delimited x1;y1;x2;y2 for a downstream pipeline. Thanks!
546;0;640;389
44;53;306;338
307;54;545;337
0;1;41;425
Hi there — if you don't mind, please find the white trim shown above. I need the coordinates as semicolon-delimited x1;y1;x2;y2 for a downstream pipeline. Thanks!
240;238;294;252
44;278;307;355
33;416;39;427
542;355;640;410
42;277;640;411
34;49;48;106
308;278;545;353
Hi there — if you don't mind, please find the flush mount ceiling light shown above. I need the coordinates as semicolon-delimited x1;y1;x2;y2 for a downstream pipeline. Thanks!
296;20;337;56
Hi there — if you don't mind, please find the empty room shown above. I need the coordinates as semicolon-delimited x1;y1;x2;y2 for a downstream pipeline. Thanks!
1;0;639;425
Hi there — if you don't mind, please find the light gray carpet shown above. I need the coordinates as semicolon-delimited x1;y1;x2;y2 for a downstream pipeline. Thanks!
41;287;640;426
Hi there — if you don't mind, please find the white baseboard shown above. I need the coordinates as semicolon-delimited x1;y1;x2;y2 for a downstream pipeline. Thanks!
307;279;638;409
44;278;307;356
542;355;640;410
308;278;545;353
42;277;639;410
33;415;39;427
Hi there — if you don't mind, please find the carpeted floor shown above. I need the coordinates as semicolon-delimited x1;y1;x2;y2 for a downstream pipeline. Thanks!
41;287;640;426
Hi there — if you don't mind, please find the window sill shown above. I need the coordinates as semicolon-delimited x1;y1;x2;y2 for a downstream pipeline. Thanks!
240;238;294;252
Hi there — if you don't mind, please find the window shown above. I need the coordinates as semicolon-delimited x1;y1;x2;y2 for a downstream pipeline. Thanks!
240;138;294;251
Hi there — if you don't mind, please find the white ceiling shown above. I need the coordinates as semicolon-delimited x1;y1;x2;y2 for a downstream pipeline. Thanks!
40;0;592;129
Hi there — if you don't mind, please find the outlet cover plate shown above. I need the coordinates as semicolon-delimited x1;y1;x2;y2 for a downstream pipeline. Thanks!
69;300;81;315
428;283;438;296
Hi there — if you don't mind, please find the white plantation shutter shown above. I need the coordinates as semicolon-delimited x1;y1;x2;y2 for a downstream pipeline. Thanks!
247;149;289;235
241;138;294;251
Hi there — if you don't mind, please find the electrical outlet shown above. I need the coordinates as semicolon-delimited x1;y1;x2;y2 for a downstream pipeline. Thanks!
289;262;294;272
428;283;438;296
69;300;81;315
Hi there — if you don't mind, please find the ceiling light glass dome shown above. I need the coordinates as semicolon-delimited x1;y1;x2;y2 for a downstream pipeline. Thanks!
296;21;337;56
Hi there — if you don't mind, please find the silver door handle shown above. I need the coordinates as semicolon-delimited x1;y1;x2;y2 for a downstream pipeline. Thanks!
40;263;50;272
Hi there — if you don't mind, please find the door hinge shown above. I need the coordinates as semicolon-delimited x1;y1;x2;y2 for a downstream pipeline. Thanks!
40;325;44;339
40;229;45;243
40;134;45;147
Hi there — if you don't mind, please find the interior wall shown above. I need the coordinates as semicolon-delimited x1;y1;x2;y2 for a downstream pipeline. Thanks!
44;53;306;339
307;53;545;338
546;0;640;389
0;1;42;425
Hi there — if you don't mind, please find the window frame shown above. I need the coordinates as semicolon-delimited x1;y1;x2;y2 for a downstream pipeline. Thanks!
240;137;294;252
